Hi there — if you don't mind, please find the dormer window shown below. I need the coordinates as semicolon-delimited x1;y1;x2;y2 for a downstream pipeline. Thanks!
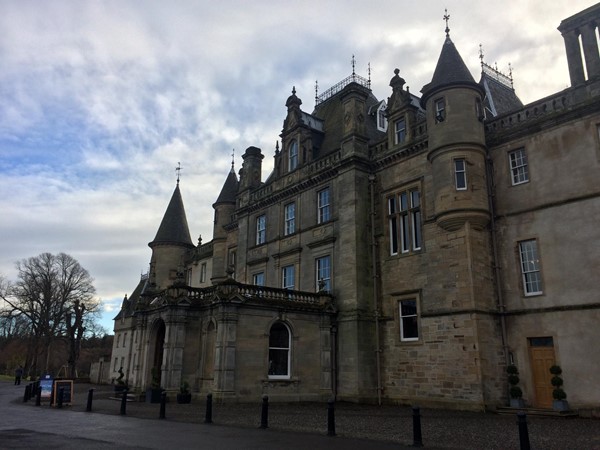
288;140;298;172
377;101;388;132
435;98;446;123
395;118;406;144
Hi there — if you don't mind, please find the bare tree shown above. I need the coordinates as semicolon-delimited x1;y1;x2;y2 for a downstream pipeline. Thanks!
4;253;99;376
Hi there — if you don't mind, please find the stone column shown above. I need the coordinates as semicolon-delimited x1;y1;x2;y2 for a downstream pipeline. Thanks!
213;305;238;399
562;30;585;86
163;314;187;390
581;23;600;80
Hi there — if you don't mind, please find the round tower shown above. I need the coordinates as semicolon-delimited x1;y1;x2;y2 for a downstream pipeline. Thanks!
421;29;489;231
148;182;195;290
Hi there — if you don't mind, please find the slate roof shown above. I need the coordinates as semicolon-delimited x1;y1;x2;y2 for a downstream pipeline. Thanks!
149;183;194;248
421;36;482;105
214;168;239;205
113;275;147;320
479;71;524;117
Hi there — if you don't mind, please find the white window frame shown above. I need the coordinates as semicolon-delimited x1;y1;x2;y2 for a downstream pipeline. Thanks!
519;239;543;296
253;272;265;286
256;215;266;245
284;202;296;236
399;298;419;342
200;263;207;283
454;158;467;190
388;188;422;255
288;140;298;172
317;188;330;224
509;148;529;185
316;256;331;292
395;118;406;144
282;265;295;290
435;97;446;122
268;322;291;380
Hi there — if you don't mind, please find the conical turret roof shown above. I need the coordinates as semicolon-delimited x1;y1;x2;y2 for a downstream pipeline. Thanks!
421;35;482;106
149;183;194;248
214;168;239;206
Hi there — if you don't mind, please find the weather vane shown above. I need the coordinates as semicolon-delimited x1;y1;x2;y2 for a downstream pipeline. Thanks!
176;162;181;184
444;9;450;37
231;149;235;170
351;54;356;76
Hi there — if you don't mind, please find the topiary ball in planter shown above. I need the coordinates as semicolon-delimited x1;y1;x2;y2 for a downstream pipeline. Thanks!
177;392;192;404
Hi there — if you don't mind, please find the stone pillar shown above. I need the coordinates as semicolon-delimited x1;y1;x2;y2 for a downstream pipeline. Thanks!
581;23;600;80
163;316;187;390
562;30;586;86
213;305;238;399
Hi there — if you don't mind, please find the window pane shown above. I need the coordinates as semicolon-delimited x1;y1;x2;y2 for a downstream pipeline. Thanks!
318;188;330;223
390;217;399;254
400;300;416;316
402;317;419;339
269;323;289;347
269;349;289;375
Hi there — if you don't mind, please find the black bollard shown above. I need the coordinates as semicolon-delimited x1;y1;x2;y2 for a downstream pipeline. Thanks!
86;388;94;412
517;412;531;450
29;383;34;401
23;384;31;403
412;406;423;448
204;393;213;424
35;386;41;406
327;399;336;436
57;387;64;408
260;395;269;429
120;389;128;415
159;391;167;419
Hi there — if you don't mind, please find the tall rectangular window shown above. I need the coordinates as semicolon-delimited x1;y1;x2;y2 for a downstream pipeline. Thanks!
388;188;422;255
316;256;331;292
519;239;543;295
399;299;419;341
256;215;266;245
454;158;467;190
509;148;529;185
253;272;265;286
289;141;298;172
435;98;446;122
284;202;296;236
200;263;207;283
395;118;406;144
282;265;295;290
228;250;236;280
318;188;331;224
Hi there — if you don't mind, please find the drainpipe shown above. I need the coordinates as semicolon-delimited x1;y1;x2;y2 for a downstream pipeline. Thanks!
369;174;382;405
485;155;509;365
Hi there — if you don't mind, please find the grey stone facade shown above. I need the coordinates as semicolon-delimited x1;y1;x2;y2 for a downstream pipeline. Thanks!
112;5;600;412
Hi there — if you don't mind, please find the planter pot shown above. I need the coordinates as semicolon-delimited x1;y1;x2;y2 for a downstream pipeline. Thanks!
510;398;525;408
552;399;570;411
146;388;163;403
177;393;192;404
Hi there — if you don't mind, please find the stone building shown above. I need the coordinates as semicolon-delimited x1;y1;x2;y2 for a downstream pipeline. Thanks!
112;5;600;411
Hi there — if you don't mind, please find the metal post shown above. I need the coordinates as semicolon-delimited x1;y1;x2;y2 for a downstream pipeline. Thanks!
412;406;423;447
260;395;269;429
120;389;128;415
517;412;531;450
159;391;167;419
327;399;336;436
23;384;31;403
57;387;64;408
86;388;94;412
204;393;213;424
35;386;41;406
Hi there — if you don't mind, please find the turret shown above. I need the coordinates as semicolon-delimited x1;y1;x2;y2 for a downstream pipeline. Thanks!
421;26;489;231
239;146;263;191
211;167;239;282
148;182;195;290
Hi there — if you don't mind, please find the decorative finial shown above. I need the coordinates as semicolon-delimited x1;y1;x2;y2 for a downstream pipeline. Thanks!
275;140;280;155
479;44;484;68
231;149;235;170
292;86;296;95
367;62;371;88
176;162;181;184
508;62;514;89
351;54;356;77
197;234;202;246
315;80;319;104
443;9;450;37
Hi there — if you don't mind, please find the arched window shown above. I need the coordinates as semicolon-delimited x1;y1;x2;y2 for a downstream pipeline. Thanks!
268;322;291;379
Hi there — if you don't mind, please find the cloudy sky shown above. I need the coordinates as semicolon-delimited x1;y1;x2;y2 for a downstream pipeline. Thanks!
0;0;595;333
